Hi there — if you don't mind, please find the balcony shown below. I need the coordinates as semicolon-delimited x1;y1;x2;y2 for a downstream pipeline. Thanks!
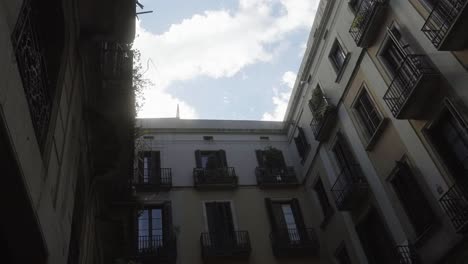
133;168;172;192
349;0;388;47
193;167;238;189
383;55;440;119
422;0;468;50
310;103;337;142
439;182;468;233
256;167;299;188
270;228;319;258
12;0;52;149
331;165;369;211
200;231;251;260
396;245;420;264
134;234;177;264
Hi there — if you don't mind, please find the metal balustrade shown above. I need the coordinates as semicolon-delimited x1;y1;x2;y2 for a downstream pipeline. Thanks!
193;167;238;188
200;231;251;258
396;245;420;264
270;228;319;257
331;164;369;211
133;168;172;191
383;54;439;119
349;0;387;47
256;167;298;187
439;182;468;233
422;0;468;49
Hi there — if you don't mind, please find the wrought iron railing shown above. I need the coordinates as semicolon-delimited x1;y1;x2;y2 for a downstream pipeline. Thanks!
349;0;386;46
270;228;319;254
100;41;133;80
12;0;51;148
422;0;467;48
200;231;251;257
137;233;177;258
383;55;438;117
256;167;297;186
134;168;172;188
396;245;419;264
331;164;368;210
439;182;468;233
193;167;238;187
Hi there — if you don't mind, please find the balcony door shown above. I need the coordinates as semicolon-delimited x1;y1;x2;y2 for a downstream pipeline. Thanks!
138;151;161;184
205;202;235;246
266;199;307;243
356;208;396;264
137;204;172;254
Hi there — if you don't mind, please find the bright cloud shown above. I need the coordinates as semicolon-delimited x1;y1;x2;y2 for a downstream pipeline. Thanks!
262;71;297;121
134;0;317;118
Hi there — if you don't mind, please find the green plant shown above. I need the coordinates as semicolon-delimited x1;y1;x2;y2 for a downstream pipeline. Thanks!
351;14;365;29
310;88;330;120
131;48;152;114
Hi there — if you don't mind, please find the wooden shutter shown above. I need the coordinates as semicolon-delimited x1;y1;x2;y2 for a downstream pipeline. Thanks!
137;151;144;182
195;150;202;168
265;198;279;232
150;151;160;183
294;136;304;158
162;202;173;241
218;150;227;167
255;150;264;167
291;199;306;231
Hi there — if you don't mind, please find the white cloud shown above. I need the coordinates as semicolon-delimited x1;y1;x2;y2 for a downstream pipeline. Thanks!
138;88;198;119
134;0;318;118
262;71;297;121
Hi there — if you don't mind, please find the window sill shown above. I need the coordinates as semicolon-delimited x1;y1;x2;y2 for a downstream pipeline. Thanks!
365;118;388;151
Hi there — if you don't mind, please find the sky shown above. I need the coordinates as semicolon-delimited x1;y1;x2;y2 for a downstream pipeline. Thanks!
134;0;319;121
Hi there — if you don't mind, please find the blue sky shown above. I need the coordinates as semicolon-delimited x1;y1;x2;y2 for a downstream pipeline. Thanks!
135;0;318;120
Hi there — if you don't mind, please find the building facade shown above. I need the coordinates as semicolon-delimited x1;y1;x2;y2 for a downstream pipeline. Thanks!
284;0;468;262
132;0;468;263
0;0;136;263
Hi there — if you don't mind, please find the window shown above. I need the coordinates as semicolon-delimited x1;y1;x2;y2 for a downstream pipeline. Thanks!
356;208;396;264
137;151;161;183
335;243;352;264
314;178;333;219
379;25;413;77
426;101;468;184
353;88;384;143
294;127;310;161
390;161;436;237
137;203;172;253
255;148;286;169
195;150;227;169
349;0;365;12
329;40;348;74
205;202;236;243
265;198;307;242
332;133;358;172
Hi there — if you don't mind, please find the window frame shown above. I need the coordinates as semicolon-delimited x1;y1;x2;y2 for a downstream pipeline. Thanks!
328;38;350;82
351;84;387;150
313;177;334;229
202;200;238;232
294;126;311;163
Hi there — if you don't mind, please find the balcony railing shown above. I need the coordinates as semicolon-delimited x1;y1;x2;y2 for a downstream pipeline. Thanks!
439;182;468;233
12;0;51;148
349;0;388;47
193;167;238;188
135;234;177;262
133;168;172;191
256;167;298;187
422;0;468;50
270;228;319;257
100;41;133;80
200;231;251;259
396;245;420;264
383;55;440;119
331;165;369;211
